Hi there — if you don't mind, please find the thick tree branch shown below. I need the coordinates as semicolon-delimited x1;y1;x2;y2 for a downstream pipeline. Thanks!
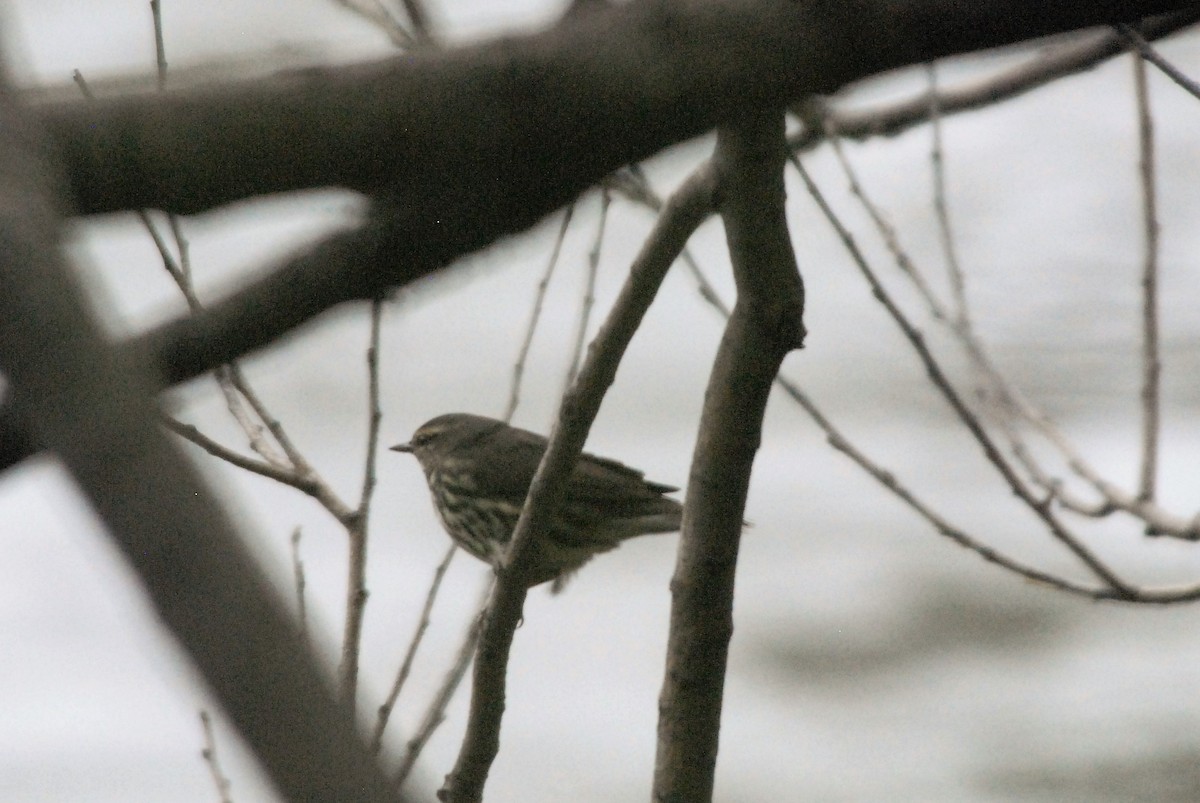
1;4;1193;478
654;108;804;802
36;0;1190;216
0;69;400;803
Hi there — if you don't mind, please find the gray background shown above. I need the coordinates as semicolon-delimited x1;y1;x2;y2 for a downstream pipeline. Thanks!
4;2;1200;800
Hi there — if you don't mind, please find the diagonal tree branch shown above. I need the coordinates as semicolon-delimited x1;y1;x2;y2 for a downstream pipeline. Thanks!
1118;21;1200;98
0;66;401;803
439;165;716;803
792;149;1132;594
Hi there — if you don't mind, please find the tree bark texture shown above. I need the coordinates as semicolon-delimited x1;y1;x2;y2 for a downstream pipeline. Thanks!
654;107;804;801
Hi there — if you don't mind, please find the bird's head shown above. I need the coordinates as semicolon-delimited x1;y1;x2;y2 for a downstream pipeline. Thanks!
390;413;504;468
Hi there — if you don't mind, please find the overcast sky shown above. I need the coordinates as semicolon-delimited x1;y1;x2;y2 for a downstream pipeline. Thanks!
5;3;1200;801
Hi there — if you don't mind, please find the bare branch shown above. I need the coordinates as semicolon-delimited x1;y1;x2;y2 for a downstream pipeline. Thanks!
655;109;804;802
684;205;1200;601
117;33;304;477
214;365;290;467
772;376;1106;595
440;163;716;803
396;0;433;43
1131;45;1162;502
198;710;235;803
824;106;1199;540
163;416;307;487
793;152;1135;595
339;299;386;702
1118;22;1200;99
82;62;295;476
789;11;1200;153
393;580;492;788
506;205;574;422
778;369;1200;602
0;71;397;803
329;0;417;48
372;543;457;754
564;188;609;390
925;63;970;329
150;0;168;88
672;210;1101;596
137;209;192;295
291;527;310;646
167;212;190;283
0;7;1184;482
37;2;1190;217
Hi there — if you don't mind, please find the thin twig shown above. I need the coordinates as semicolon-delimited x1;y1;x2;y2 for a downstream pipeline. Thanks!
824;127;1199;538
774;374;1111;597
142;209;288;469
1131;42;1162;502
163;416;311;489
70;69;92;98
198;710;234;803
506;204;574;422
396;0;432;42
291;527;310;647
925;63;970;330
225;364;313;472
167;212;191;285
684;254;1096;593
564;188;609;390
373;543;457;754
358;296;386;518
393;578;492;788
792;152;1134;595
619;130;1198;542
340;298;386;703
329;0;416;47
153;228;345;500
787;13;1200;154
150;0;167;89
98;44;292;473
136;210;190;294
163;415;364;528
681;161;1200;600
1117;23;1200;101
93;41;299;478
777;364;1200;602
74;70;199;313
215;366;288;466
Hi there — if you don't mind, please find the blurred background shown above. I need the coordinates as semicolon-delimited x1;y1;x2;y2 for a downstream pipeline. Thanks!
3;2;1200;800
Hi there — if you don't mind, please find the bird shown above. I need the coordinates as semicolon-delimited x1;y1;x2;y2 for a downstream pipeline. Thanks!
391;413;683;589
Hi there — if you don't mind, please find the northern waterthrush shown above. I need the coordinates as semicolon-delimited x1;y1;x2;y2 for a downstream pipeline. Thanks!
391;413;682;588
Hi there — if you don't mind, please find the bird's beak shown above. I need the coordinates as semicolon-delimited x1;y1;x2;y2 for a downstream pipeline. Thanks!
390;443;413;453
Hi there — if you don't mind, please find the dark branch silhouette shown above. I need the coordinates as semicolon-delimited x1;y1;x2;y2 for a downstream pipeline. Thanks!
654;108;804;801
0;72;401;803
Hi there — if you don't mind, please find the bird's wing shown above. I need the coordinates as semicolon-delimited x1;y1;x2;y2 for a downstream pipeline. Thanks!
462;425;548;506
569;452;678;501
466;424;677;509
